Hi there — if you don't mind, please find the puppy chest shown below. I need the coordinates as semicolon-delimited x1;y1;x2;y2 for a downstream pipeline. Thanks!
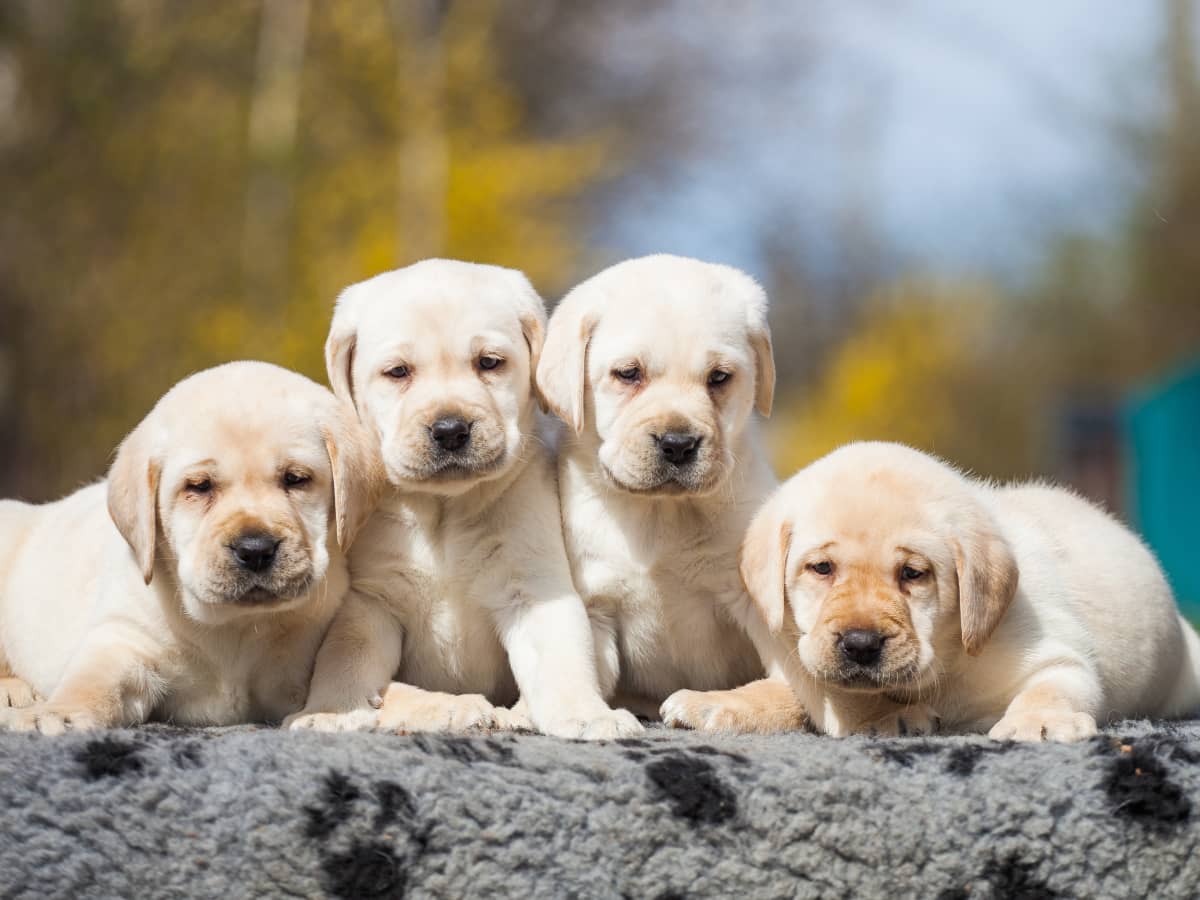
158;646;310;725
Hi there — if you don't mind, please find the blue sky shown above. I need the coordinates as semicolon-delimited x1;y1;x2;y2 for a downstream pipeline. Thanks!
600;1;1166;285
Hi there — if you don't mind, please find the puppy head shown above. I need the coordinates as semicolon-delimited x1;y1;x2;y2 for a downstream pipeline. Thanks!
108;361;381;625
326;260;545;496
537;255;774;497
740;442;1018;693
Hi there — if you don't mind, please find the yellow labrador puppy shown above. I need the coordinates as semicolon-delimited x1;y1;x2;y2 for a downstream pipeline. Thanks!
538;254;799;725
735;441;1200;740
0;362;379;733
287;259;640;739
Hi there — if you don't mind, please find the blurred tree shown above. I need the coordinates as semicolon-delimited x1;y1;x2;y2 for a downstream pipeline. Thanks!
768;0;1200;493
768;279;1038;480
0;0;610;500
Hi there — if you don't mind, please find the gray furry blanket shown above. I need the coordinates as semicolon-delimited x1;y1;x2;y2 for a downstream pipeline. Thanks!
0;721;1197;899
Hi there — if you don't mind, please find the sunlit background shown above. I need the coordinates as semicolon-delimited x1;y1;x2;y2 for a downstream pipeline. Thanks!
1;1;1197;611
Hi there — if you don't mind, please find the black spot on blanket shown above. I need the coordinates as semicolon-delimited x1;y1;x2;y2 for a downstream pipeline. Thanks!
76;737;145;779
874;741;941;768
938;854;1057;900
410;735;516;765
171;741;204;769
688;744;750;765
944;744;1005;777
373;781;416;831
323;839;406;899
646;752;737;825
1104;740;1191;830
305;770;362;839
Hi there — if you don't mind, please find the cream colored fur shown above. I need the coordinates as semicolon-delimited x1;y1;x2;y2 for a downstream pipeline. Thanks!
537;254;782;720
287;259;640;739
0;362;378;733
733;441;1200;741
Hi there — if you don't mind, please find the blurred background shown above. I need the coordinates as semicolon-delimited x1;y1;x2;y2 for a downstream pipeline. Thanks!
0;1;1197;612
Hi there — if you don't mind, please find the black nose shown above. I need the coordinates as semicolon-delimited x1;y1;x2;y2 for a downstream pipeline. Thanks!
231;533;281;573
838;629;884;666
656;431;700;466
431;416;472;452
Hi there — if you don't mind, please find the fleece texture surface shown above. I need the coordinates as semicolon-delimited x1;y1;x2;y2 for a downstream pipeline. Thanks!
0;721;1198;899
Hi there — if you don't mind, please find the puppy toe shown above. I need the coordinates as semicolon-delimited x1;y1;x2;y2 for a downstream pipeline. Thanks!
284;709;378;733
448;695;497;731
492;705;535;732
545;707;645;741
0;678;38;709
660;690;707;730
989;709;1096;743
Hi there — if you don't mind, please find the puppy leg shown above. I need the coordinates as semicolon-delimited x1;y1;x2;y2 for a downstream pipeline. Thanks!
988;666;1100;742
374;682;498;733
497;592;642;740
662;679;808;734
285;593;401;732
590;612;621;702
0;631;161;735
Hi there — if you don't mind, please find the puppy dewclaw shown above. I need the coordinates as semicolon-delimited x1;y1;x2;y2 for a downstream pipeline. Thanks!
0;362;379;733
739;441;1200;741
287;259;640;740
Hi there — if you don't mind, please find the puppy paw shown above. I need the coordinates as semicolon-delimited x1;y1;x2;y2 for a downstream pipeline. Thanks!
538;706;644;741
491;702;534;732
0;704;100;736
662;684;806;734
284;708;379;733
0;677;39;709
374;685;497;734
988;709;1097;743
862;704;940;737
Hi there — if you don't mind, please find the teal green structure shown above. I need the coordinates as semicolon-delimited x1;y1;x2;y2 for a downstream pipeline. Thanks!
1126;359;1200;619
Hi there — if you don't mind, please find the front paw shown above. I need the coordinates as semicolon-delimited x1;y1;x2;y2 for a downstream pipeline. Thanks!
0;704;101;736
989;708;1096;743
539;705;644;741
661;685;806;735
661;689;738;731
284;708;379;733
374;685;498;734
861;704;940;737
0;677;39;709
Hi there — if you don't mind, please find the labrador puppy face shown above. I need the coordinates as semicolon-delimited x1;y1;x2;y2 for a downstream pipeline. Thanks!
538;255;774;497
740;442;1018;695
107;362;377;625
326;261;546;497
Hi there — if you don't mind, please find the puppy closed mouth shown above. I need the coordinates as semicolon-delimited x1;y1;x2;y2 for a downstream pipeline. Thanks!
599;459;724;497
224;572;314;607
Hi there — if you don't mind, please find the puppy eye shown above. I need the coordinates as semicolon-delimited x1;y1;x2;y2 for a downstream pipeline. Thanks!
478;355;504;371
185;479;212;495
708;369;731;387
901;565;926;582
613;365;642;384
283;472;311;489
807;560;834;576
385;365;410;380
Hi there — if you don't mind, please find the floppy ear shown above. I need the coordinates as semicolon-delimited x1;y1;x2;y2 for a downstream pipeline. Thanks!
107;419;162;585
536;288;597;434
321;402;384;552
325;286;360;410
319;403;384;556
954;514;1019;655
749;326;776;417
739;493;792;633
505;270;548;398
737;275;776;418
